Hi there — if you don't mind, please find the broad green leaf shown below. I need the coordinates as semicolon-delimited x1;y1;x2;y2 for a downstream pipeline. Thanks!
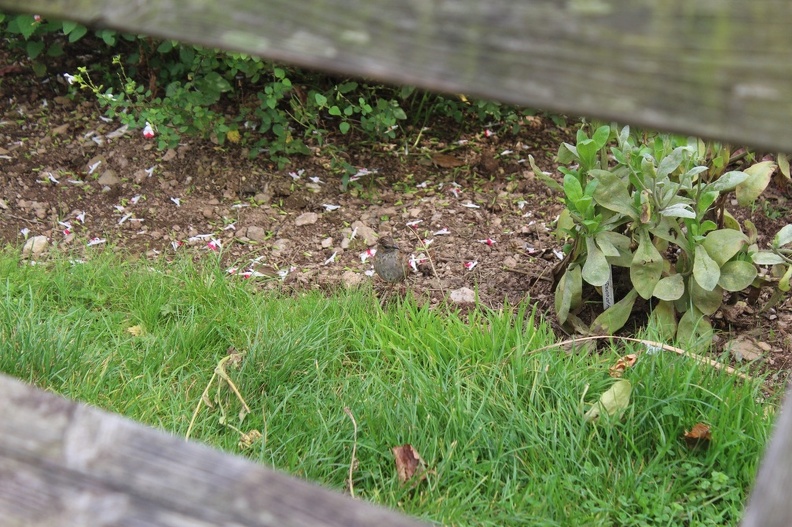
590;289;639;335
617;126;630;147
690;276;723;315
592;125;611;150
779;153;790;179
774;225;792;248
722;209;741;231
702;229;748;267
596;231;633;267
557;143;579;164
677;307;713;349
529;155;563;193
649;300;677;341
592;170;636;219
555;208;576;238
563;174;584;206
752;251;785;265
584;380;632;422
594;234;620;257
583;237;610;286
736;161;777;206
555;265;582;324
26;40;45;59
693;245;720;291
656;146;688;179
718;260;757;292
659;203;696;219
653;274;684;301
62;20;78;35
696;191;719;218
577;139;598;171
630;231;664;299
708;170;749;192
780;265;792;292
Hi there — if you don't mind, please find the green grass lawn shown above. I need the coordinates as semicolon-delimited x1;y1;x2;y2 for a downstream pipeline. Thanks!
0;250;776;526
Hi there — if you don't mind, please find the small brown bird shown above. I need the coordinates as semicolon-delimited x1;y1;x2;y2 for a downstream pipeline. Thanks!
373;236;410;285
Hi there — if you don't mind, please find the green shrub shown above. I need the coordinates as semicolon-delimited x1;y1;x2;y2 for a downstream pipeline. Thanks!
533;124;791;346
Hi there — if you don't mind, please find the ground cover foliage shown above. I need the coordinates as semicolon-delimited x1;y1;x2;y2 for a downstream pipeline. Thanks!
0;251;775;526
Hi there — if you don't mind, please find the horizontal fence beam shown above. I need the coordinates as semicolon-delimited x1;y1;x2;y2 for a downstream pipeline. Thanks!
1;0;791;151
0;374;427;527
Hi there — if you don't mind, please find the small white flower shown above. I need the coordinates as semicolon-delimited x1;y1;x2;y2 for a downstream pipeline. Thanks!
461;202;480;209
323;204;341;211
323;251;337;265
433;228;451;235
170;197;181;207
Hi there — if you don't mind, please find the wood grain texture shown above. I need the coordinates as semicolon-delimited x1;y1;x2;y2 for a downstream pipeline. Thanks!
742;388;792;527
0;374;427;527
1;0;792;151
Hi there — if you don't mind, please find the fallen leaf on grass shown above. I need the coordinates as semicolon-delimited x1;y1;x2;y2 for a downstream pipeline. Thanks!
683;423;712;449
126;324;144;336
609;354;637;378
584;380;632;422
392;444;428;484
238;429;262;450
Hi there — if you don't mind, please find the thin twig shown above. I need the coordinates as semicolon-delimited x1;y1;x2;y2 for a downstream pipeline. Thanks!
186;371;217;441
343;407;358;498
529;335;760;384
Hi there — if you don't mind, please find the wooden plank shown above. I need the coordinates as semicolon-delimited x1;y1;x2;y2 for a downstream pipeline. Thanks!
2;0;792;151
0;374;427;527
742;389;792;527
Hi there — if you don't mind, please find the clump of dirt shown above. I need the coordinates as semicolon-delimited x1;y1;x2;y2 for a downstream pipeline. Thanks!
1;55;790;374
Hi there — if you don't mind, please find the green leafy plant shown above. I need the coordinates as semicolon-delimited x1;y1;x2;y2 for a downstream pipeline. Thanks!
533;124;789;346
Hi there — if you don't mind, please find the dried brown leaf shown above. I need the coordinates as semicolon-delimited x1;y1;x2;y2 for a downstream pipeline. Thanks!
609;354;637;378
683;423;712;449
392;443;427;484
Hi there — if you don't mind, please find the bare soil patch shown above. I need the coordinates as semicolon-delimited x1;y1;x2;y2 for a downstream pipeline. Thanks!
2;55;790;375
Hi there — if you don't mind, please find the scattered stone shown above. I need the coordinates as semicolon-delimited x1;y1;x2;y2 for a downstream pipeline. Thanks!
449;287;476;304
727;336;767;363
22;235;48;258
295;212;319;226
246;226;268;243
162;149;177;162
51;123;70;136
97;170;120;186
271;238;290;256
201;207;214;220
503;256;518;268
341;270;363;288
321;237;333;248
253;192;271;204
351;220;378;245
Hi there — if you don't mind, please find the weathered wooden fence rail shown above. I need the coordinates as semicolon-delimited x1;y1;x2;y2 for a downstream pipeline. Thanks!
0;374;426;526
2;0;792;152
0;0;791;525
